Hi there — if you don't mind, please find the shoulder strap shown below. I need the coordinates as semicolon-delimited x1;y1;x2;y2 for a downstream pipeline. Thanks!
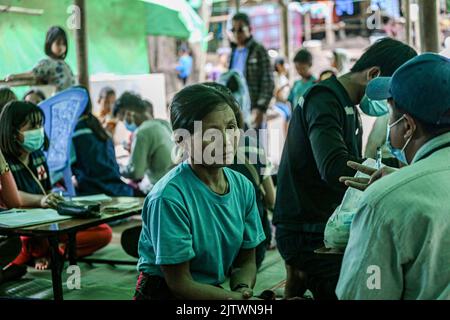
17;158;47;196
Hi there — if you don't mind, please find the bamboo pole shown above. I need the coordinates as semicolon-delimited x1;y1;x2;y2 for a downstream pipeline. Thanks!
418;0;440;52
74;0;89;90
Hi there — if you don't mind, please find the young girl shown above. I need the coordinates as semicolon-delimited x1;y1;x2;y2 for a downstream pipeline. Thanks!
5;26;75;92
0;101;112;270
71;87;134;197
134;84;265;300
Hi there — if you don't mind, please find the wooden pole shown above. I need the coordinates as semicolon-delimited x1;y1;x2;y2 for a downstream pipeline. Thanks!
304;11;311;41
74;0;89;90
418;0;440;52
325;1;335;46
0;5;43;15
235;0;240;13
198;0;212;82
279;0;290;61
404;0;412;46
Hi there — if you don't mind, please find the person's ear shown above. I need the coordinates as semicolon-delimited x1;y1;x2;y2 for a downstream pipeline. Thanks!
367;67;381;81
403;114;417;140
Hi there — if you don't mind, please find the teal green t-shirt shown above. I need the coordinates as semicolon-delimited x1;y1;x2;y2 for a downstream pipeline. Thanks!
288;76;317;109
137;161;266;285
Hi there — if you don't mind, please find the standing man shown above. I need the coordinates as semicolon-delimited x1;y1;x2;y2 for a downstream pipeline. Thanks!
273;38;417;300
229;13;274;132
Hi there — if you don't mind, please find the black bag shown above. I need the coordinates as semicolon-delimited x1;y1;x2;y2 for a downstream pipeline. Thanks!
56;201;101;219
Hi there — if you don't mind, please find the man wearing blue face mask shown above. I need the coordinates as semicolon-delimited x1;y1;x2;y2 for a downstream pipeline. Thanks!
337;53;450;299
119;97;174;193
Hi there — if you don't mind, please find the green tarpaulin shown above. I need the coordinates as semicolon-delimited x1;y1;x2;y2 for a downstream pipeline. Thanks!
143;0;206;43
0;0;150;96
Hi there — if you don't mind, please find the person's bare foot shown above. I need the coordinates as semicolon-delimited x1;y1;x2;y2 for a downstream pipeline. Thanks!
35;257;50;270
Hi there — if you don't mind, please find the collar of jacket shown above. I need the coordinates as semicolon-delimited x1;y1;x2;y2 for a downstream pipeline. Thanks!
231;36;255;50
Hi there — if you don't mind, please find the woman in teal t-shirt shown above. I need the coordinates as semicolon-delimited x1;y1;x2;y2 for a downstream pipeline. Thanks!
135;83;266;300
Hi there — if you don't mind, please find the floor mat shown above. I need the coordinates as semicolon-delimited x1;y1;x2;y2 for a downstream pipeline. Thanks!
0;229;286;300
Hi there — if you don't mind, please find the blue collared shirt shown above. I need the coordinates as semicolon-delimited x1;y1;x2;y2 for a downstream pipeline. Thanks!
231;47;248;76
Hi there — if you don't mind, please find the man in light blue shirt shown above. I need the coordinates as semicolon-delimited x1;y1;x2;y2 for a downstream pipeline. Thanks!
337;53;450;299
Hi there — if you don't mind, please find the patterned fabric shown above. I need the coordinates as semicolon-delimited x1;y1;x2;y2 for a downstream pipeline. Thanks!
32;57;76;92
243;5;303;51
229;37;274;113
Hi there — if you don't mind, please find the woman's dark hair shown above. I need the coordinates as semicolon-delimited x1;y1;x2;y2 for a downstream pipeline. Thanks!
351;38;417;76
23;89;46;102
170;83;243;135
0;101;49;157
98;86;115;101
293;49;313;66
112;91;144;117
45;26;68;59
74;86;110;142
232;12;251;27
0;87;17;112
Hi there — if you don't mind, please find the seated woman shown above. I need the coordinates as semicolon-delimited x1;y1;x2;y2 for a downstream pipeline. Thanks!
0;101;112;270
0;149;27;284
135;83;266;300
207;83;276;268
71;87;134;197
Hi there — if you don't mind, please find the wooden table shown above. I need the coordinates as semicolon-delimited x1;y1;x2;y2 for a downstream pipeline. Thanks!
0;197;145;300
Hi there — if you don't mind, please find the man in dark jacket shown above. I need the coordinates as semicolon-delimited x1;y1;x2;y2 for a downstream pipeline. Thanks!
274;38;417;300
229;13;274;131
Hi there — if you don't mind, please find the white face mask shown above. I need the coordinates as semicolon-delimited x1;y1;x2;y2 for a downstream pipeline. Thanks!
386;115;413;165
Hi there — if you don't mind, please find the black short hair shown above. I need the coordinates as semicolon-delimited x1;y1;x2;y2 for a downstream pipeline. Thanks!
226;75;240;93
0;87;17;112
113;91;144;117
45;26;68;60
23;89;46;102
392;104;450;138
232;12;251;27
142;99;154;118
293;49;313;66
0;101;48;157
170;83;243;135
351;38;417;76
98;86;116;101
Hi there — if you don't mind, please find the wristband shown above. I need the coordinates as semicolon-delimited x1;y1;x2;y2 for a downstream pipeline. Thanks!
232;283;250;292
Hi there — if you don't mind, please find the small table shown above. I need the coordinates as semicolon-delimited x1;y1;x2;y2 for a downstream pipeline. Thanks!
0;197;145;300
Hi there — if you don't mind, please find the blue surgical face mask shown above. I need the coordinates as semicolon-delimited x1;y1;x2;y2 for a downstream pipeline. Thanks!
125;120;137;132
21;128;45;152
359;95;389;116
386;115;413;165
